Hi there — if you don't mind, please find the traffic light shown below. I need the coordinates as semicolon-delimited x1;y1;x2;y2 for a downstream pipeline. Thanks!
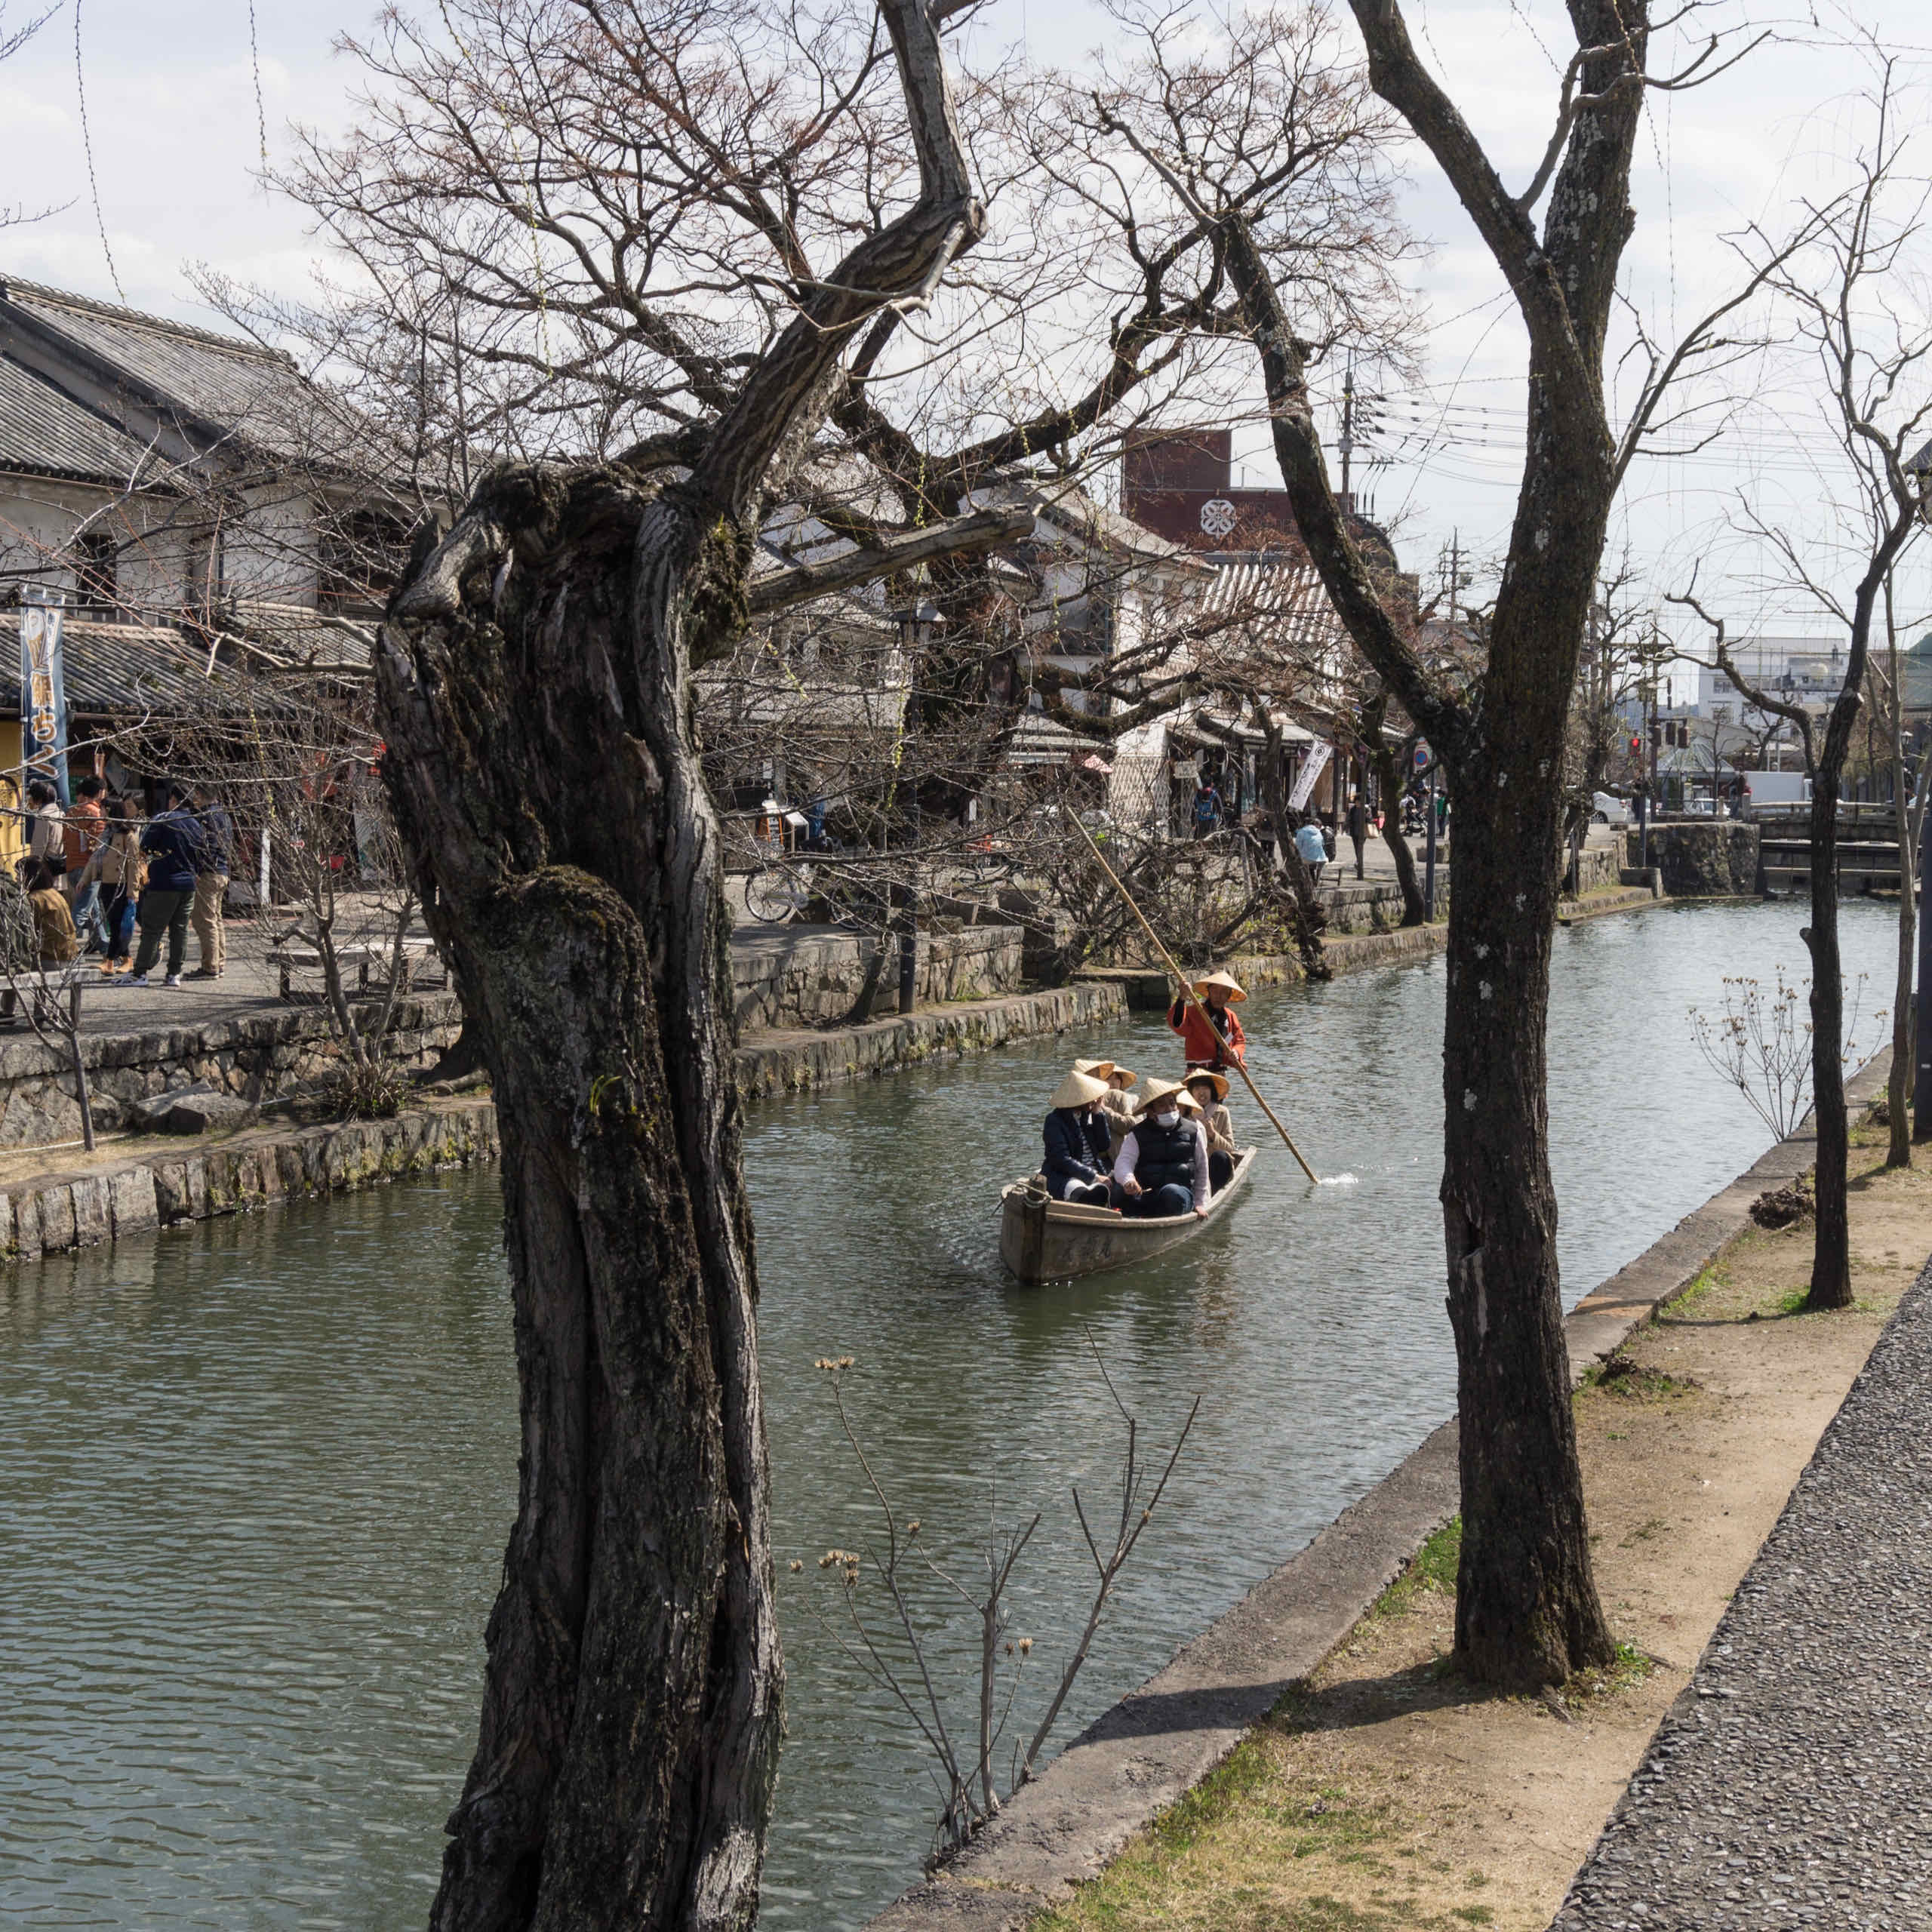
1629;734;1641;756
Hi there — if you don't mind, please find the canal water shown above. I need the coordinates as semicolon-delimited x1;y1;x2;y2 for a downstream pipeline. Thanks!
0;900;1897;1927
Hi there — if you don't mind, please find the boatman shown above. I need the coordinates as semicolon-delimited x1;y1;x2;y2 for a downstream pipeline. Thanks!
1168;970;1247;1075
1111;1079;1211;1220
1041;1067;1115;1206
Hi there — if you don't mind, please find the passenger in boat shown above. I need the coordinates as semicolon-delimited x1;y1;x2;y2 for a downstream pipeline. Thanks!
1041;1068;1115;1206
1076;1057;1140;1158
1111;1078;1210;1219
1168;970;1247;1072
1184;1069;1238;1190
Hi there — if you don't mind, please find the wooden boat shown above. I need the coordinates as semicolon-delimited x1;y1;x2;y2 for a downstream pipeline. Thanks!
998;1147;1259;1284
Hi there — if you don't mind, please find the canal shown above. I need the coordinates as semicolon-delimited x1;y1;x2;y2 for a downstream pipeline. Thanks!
0;900;1898;1927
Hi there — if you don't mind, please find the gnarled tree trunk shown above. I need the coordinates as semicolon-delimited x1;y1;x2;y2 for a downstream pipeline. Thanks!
381;473;781;1930
373;5;986;1920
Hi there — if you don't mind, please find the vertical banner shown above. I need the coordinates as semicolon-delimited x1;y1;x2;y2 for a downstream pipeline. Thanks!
20;595;69;806
1287;740;1333;813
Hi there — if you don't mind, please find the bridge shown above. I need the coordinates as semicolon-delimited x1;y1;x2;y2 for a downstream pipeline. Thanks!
1749;802;1903;895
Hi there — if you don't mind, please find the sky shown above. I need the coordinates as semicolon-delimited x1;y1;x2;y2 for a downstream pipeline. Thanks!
2;0;1930;681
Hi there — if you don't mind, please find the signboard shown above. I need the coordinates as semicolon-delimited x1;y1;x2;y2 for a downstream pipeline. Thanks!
20;596;69;805
1287;741;1333;812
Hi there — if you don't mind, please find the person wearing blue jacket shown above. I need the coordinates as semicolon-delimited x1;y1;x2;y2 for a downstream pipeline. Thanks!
1041;1067;1115;1206
127;781;205;987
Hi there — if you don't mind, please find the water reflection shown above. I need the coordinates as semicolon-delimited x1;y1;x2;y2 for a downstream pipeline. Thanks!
0;900;1894;1927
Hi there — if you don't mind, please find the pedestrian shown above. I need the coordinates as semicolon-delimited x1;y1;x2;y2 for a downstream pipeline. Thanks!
186;783;233;979
1168;969;1247;1072
127;780;203;988
94;796;143;974
25;859;78;964
61;775;107;947
23;777;63;884
1294;815;1327;888
1346;795;1370;879
1191;777;1222;841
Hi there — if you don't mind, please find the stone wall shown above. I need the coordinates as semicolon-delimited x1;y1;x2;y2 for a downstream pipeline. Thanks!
1626;823;1761;896
1;1096;499;1258
731;924;1024;1031
0;993;463;1150
736;981;1124;1097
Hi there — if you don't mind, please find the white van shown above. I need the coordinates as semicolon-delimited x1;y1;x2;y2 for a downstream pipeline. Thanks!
1744;773;1810;809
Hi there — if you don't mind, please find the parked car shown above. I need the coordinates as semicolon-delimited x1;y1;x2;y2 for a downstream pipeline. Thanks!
1591;791;1632;827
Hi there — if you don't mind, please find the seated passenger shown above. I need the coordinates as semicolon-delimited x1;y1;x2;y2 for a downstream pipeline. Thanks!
1077;1056;1140;1159
1184;1069;1238;1191
1041;1068;1115;1206
1112;1078;1211;1220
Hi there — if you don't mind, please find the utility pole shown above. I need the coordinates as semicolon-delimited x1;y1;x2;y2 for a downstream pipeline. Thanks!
1339;359;1355;506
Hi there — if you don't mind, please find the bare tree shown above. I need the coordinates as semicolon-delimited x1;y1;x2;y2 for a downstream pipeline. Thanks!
801;1346;1197;1858
1674;62;1932;1308
1091;0;1795;1686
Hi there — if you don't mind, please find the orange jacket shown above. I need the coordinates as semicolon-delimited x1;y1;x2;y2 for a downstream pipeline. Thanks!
1168;996;1244;1067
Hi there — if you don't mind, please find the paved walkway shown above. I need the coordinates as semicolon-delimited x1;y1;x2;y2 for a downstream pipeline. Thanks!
1552;1256;1932;1931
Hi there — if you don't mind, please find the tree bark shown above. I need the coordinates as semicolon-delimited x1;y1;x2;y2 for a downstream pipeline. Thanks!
380;472;783;1930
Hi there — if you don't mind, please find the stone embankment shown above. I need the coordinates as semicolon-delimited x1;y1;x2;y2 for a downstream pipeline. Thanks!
0;992;463;1151
736;981;1125;1097
732;924;1023;1030
0;1096;497;1260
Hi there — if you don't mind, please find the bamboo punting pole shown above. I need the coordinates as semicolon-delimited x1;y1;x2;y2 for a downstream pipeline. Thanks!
1072;814;1320;1184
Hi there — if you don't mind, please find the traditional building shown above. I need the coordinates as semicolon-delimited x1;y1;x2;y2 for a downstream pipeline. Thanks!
0;275;406;623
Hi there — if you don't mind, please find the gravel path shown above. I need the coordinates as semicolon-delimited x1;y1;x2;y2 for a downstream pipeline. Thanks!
1552;1255;1932;1932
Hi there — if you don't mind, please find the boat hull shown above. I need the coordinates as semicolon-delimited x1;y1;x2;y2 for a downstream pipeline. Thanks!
998;1148;1258;1283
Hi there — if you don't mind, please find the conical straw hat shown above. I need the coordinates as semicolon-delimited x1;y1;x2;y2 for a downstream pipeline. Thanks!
1183;1067;1230;1100
1136;1076;1189;1115
1072;1058;1117;1081
1050;1069;1110;1110
1174;1090;1203;1115
1105;1064;1139;1088
1192;971;1246;1002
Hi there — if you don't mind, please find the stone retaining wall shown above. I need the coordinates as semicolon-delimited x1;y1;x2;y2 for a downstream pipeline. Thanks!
1;1096;499;1259
731;925;1024;1031
736;982;1125;1097
1626;822;1761;895
0;993;464;1151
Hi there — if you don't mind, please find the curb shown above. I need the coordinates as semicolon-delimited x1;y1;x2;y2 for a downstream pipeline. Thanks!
866;1050;1894;1930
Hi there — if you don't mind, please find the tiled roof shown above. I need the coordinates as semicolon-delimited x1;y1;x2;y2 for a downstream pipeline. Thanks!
0;611;232;715
0;277;385;475
0;353;162;485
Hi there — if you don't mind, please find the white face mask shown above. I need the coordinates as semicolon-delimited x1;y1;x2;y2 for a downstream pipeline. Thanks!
1152;1108;1180;1128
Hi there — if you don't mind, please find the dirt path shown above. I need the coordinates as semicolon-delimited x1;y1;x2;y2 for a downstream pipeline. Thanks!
1040;1130;1932;1932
